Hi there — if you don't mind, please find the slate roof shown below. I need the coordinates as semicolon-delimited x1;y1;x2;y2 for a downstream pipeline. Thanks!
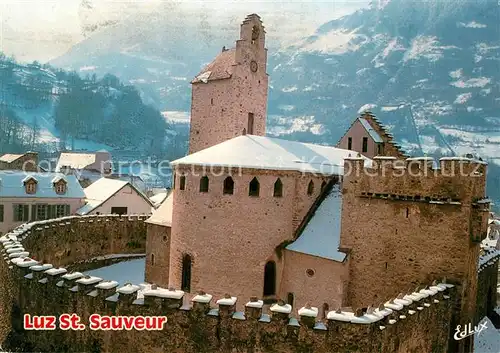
191;49;236;84
0;171;84;199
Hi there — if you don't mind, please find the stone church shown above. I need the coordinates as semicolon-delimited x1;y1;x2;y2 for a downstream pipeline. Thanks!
144;15;494;350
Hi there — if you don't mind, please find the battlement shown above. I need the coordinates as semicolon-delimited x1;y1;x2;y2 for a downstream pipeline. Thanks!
0;216;456;352
344;156;488;204
478;246;500;273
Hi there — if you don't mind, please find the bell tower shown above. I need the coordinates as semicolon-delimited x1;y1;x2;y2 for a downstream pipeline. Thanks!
188;14;268;154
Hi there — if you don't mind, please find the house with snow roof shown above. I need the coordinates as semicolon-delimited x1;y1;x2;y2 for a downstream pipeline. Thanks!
0;171;85;234
76;177;153;216
0;152;39;172
55;150;112;187
337;111;408;159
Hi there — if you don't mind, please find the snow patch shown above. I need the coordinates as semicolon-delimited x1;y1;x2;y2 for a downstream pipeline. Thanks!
458;21;487;29
79;66;97;72
161;111;190;124
451;77;491;88
279;105;295;112
358;104;377;114
449;69;463;79
454;93;472;104
297;28;368;55
282;86;298;93
404;36;457;62
476;43;500;55
381;106;403;112
474;316;500;352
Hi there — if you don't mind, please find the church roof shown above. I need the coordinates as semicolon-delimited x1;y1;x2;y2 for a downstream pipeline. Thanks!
286;184;346;262
191;49;236;84
171;135;372;175
146;193;173;227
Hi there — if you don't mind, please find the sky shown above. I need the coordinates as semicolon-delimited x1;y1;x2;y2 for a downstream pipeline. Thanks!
0;0;369;63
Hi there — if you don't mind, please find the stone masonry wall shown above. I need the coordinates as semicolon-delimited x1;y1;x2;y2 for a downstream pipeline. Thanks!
0;215;147;345
476;249;500;322
169;165;330;307
144;223;171;287
340;157;489;353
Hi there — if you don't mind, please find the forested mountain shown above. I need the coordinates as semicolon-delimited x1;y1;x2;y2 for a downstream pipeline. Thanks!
0;53;180;157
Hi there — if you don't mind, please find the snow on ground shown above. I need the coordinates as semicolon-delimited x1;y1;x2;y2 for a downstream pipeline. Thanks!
358;103;377;113
477;43;500;55
454;93;473;104
403;36;457;62
459;21;487;29
474;316;500;352
79;66;97;72
267;115;326;136
84;258;146;286
451;77;491;88
449;69;463;79
297;28;367;55
161;111;190;124
282;86;298;93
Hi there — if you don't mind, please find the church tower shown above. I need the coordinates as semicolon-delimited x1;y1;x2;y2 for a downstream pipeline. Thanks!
188;14;269;154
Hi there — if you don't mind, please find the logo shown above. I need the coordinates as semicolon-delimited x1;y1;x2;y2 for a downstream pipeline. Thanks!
453;321;488;341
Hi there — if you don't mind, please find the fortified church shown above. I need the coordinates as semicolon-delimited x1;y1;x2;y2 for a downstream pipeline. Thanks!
144;14;499;352
0;13;499;353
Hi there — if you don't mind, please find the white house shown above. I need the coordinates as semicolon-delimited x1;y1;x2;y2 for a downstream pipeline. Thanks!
76;177;153;216
0;171;85;235
56;150;112;187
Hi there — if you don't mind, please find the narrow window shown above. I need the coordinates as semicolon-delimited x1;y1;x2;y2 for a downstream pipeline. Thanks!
377;143;384;155
249;177;260;197
385;262;388;269
263;261;276;296
307;180;314;196
406;207;409;218
347;137;352;150
181;254;192;292
273;178;283;197
248;113;254;135
151;254;155;266
179;175;186;191
287;292;295;306
36;204;48;221
223;176;234;195
0;205;4;222
321;181;327;191
211;98;214;105
199;176;209;193
362;137;368;153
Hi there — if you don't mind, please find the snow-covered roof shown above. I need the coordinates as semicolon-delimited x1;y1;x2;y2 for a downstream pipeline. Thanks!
286;184;347;262
145;193;173;226
358;118;383;143
76;177;152;215
171;135;372;175
150;192;168;208
56;152;97;171
0;154;24;163
0;171;85;199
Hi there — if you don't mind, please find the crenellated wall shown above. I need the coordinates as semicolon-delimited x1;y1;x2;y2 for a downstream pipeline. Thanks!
340;156;490;353
476;246;500;322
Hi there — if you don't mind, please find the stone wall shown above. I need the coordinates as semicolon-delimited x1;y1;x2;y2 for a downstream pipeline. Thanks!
169;165;331;306
340;157;489;353
0;153;38;172
476;248;500;322
144;223;171;287
0;214;147;345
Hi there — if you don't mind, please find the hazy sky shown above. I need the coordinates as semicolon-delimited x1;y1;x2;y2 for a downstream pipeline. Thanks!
0;0;369;63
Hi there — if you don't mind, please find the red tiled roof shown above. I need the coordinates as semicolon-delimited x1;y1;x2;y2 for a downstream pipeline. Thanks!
191;48;236;84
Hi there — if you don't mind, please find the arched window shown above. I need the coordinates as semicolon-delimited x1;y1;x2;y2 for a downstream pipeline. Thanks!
223;176;234;195
179;175;186;191
199;176;209;193
249;177;260;197
151;254;155;266
263;261;276;296
307;180;314;195
273;178;283;197
181;254;192;292
321;181;327;191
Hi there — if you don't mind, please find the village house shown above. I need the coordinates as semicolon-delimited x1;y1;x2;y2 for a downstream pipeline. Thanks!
56;150;112;187
76;177;153;216
0;171;85;235
0;152;39;172
337;112;407;159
